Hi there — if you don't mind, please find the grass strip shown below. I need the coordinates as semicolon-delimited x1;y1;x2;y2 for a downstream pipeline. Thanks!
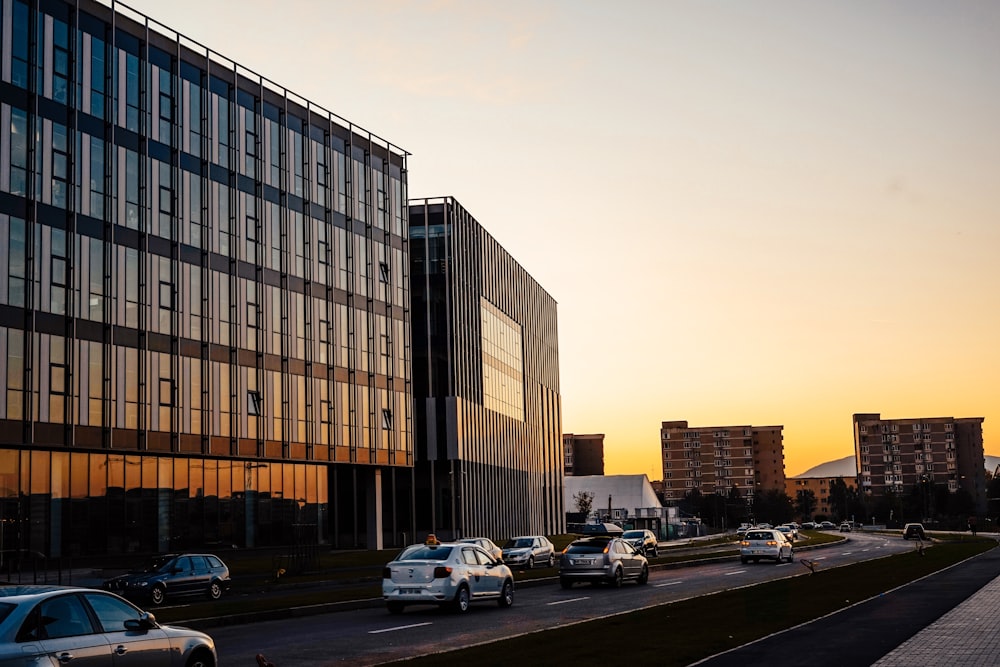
396;539;995;667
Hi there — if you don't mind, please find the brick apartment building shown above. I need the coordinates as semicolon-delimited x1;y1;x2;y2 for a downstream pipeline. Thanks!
853;413;986;512
660;421;785;501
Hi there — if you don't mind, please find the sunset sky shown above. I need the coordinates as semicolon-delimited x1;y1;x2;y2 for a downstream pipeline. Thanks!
126;0;1000;478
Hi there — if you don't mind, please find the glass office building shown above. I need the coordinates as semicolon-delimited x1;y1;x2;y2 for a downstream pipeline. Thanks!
0;0;412;557
410;197;563;541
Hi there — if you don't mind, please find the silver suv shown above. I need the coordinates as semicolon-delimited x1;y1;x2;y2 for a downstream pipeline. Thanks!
558;536;649;588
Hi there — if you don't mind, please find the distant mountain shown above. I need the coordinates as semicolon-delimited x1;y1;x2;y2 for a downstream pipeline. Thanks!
795;456;856;478
794;454;1000;478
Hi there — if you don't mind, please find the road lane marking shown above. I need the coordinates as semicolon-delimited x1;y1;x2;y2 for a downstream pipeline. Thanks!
813;556;827;560
841;552;853;555
656;581;682;587
370;622;433;634
726;570;746;575
547;597;590;606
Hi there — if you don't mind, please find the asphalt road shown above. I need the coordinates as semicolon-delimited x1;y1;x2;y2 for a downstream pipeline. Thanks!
207;532;913;666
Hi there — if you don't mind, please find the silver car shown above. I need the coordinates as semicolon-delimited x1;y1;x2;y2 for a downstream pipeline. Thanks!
740;528;794;564
0;585;217;667
558;536;649;588
382;542;514;614
501;535;556;569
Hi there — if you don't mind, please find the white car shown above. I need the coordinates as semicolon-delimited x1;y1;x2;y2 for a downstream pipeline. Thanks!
382;542;514;614
740;528;794;564
776;524;798;541
501;535;556;569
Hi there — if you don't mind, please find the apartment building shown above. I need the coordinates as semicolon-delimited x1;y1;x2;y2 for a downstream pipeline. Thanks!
0;0;412;556
785;476;856;519
410;197;563;541
563;433;604;476
853;413;986;511
660;421;785;500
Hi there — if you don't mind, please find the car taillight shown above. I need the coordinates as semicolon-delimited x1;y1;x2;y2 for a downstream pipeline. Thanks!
767;540;777;546
603;544;610;554
740;540;749;547
433;566;452;578
382;567;392;579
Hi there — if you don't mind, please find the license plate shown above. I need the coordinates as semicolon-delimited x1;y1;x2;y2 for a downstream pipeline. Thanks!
571;559;593;565
400;588;422;595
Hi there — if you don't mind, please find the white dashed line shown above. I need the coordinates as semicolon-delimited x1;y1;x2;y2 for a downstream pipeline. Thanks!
547;597;590;606
656;581;682;588
726;570;746;576
369;622;433;634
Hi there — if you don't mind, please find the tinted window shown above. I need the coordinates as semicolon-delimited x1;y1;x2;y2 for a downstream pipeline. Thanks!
174;556;192;571
190;556;209;571
82;592;140;632
565;542;606;554
398;546;453;561
747;532;771;540
622;531;642;539
38;595;94;639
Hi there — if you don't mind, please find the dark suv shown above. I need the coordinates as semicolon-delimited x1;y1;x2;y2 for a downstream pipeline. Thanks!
621;529;658;557
903;523;926;540
103;553;231;606
558;536;648;588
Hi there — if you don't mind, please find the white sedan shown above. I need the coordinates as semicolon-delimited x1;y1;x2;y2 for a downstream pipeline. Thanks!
382;542;514;614
740;529;794;564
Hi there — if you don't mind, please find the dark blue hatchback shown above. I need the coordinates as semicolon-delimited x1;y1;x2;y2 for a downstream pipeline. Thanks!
103;553;231;606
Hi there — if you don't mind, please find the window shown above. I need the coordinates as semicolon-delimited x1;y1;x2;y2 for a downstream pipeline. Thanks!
247;390;261;416
10;1;29;88
90;136;106;218
7;217;26;307
9;108;28;195
159;378;175;406
378;262;389;283
89;37;107;118
50;229;68;314
381;408;392;430
124;53;140;131
52;19;70;104
158;69;174;141
52;124;69;209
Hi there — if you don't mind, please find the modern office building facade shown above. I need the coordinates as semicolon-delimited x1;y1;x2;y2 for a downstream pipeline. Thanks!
409;197;563;541
660;421;786;501
563;433;604;476
853;413;986;511
0;0;412;557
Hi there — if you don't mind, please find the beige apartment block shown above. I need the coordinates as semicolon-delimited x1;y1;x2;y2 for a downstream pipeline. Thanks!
853;413;986;512
785;476;857;518
660;421;786;501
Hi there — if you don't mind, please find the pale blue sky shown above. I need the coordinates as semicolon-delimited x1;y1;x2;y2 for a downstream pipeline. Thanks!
125;0;1000;477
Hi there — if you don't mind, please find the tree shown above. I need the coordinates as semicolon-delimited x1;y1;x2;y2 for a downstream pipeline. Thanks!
795;489;817;521
573;491;594;516
828;478;849;520
752;489;794;525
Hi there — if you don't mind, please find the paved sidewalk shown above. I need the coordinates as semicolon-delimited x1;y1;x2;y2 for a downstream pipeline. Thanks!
873;570;1000;666
696;542;1000;666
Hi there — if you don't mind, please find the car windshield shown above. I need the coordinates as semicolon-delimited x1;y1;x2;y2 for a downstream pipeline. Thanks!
396;545;453;561
505;538;533;549
622;531;643;539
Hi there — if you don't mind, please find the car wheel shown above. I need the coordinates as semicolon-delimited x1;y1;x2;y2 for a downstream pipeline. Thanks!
150;585;166;606
638;564;649;585
611;567;624;588
497;580;514;608
387;601;405;615
560;577;573;590
451;584;471;613
526;556;534;570
185;649;215;667
207;581;222;600
547;553;555;568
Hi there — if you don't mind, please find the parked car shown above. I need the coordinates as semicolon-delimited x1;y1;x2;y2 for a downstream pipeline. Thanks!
839;522;852;532
558;536;649;588
103;553;231;606
621;529;659;557
381;541;514;614
801;521;817;530
501;535;556;569
903;523;927;540
819;521;836;530
739;528;794;564
0;585;217;667
457;537;504;562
